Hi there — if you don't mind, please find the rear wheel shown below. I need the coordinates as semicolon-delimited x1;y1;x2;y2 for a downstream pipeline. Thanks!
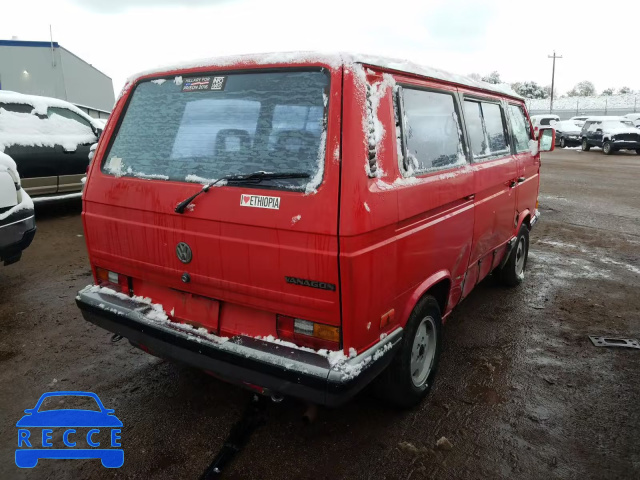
498;224;529;287
603;141;613;155
375;296;442;408
582;139;590;151
560;137;566;148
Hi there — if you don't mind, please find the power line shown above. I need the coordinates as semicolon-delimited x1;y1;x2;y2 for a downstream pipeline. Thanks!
548;51;562;113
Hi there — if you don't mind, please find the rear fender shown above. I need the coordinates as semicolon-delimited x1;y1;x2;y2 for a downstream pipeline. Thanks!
516;209;532;231
400;270;451;326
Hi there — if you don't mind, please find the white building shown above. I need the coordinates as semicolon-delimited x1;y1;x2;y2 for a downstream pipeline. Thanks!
0;39;114;119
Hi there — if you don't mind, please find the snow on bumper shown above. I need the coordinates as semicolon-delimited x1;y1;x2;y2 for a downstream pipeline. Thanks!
75;285;403;406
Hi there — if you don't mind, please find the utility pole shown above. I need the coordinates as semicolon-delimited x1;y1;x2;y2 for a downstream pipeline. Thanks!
548;51;562;113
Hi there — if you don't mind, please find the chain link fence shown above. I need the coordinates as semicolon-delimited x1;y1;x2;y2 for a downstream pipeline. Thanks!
526;95;639;120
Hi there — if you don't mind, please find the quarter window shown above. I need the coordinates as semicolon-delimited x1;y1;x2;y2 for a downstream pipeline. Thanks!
400;88;466;174
508;104;531;153
463;100;509;160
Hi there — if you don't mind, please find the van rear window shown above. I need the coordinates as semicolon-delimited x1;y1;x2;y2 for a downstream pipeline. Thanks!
103;70;329;191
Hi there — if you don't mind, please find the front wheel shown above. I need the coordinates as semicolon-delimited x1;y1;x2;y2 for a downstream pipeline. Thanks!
582;139;591;151
374;296;442;408
560;137;566;148
603;141;613;155
636;149;640;155
498;224;530;287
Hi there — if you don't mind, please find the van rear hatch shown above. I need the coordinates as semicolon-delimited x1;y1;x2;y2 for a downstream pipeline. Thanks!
82;63;342;340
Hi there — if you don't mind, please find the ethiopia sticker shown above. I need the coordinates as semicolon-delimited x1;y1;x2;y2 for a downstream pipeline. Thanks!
240;194;280;210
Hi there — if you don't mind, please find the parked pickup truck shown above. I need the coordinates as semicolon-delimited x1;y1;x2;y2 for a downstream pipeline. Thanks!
0;91;103;199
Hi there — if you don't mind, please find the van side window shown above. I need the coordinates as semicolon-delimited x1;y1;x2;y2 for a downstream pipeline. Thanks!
463;100;509;160
482;103;508;153
508;104;531;153
400;88;465;174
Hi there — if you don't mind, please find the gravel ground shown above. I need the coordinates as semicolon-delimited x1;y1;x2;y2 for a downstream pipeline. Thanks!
1;148;638;480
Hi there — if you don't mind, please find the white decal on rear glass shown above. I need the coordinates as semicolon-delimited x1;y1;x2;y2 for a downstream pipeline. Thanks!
240;194;280;210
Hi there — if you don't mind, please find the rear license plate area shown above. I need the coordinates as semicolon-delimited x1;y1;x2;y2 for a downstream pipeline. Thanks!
132;280;220;333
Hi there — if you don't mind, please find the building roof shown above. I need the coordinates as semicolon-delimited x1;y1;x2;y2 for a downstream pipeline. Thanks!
0;39;60;48
0;39;111;80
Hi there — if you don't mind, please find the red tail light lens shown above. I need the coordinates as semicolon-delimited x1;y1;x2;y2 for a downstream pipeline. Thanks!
94;267;131;295
276;315;340;351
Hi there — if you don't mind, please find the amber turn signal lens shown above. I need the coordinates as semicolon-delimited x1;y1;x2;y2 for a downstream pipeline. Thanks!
313;323;340;342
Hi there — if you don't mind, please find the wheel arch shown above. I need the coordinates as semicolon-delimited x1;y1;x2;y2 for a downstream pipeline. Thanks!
400;271;451;327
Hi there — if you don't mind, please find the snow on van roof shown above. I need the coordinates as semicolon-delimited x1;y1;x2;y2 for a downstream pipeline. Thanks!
124;51;522;100
0;90;93;120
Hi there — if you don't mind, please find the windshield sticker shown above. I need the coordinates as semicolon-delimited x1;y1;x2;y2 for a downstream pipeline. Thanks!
210;76;227;91
240;194;280;210
182;77;213;92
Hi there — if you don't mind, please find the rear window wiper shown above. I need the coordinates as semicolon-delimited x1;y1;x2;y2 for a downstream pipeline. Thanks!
175;171;310;214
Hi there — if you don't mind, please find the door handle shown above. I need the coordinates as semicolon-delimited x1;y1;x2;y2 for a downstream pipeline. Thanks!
517;176;526;183
464;194;475;201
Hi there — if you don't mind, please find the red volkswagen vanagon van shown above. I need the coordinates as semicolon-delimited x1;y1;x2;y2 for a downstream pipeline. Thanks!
76;53;555;408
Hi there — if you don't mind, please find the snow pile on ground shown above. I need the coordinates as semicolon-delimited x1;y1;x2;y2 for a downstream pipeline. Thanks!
0;109;96;152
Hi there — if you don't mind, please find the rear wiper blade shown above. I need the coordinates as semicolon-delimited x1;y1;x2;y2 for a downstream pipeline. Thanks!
175;171;310;214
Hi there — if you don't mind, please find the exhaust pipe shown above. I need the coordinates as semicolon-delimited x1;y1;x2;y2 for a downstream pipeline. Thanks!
270;393;284;403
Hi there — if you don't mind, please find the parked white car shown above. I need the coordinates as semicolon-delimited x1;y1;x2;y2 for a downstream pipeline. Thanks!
531;114;560;129
624;113;640;128
0;151;35;265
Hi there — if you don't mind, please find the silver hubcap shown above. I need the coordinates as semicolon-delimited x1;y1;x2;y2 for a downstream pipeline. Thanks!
410;317;437;387
515;237;526;276
604;143;610;153
561;138;565;147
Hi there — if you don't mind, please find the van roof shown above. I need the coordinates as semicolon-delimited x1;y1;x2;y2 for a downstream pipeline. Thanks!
123;51;522;100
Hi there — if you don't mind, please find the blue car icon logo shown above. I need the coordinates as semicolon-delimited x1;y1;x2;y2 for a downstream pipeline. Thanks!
16;391;123;468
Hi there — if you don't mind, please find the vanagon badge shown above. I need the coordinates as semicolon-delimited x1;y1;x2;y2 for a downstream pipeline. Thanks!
176;242;192;264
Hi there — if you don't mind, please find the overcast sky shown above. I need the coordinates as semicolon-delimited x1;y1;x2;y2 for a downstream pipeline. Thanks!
3;0;639;102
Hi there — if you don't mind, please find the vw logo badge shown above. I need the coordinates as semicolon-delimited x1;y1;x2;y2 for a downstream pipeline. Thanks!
176;242;192;264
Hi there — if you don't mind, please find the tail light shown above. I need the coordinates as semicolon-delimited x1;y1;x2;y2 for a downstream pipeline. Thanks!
95;267;131;295
276;315;340;350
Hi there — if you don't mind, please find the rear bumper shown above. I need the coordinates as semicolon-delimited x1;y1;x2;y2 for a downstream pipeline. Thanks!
76;287;402;406
529;209;540;230
0;208;36;265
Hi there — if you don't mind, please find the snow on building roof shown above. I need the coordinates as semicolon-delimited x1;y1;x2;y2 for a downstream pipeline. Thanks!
124;51;521;100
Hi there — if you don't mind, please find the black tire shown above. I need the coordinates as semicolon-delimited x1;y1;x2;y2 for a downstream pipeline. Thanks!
636;149;640;155
498;224;530;287
374;296;442;409
581;139;590;151
603;141;613;155
560;137;566;148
